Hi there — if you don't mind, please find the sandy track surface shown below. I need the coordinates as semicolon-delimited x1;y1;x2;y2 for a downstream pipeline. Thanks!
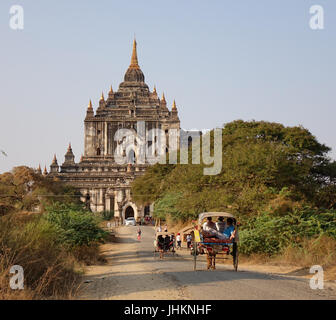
78;225;186;300
78;226;336;300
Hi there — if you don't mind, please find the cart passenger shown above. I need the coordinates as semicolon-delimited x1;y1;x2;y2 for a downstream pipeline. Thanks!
202;217;217;233
164;235;171;250
216;217;226;233
222;218;236;240
157;235;164;247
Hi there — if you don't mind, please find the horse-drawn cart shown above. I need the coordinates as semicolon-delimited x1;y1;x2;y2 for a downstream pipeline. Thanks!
193;212;239;271
153;231;176;258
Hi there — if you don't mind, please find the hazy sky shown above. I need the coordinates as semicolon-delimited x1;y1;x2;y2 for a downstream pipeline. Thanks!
0;0;335;173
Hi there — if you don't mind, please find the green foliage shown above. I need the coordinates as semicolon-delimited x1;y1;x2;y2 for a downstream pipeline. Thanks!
239;208;336;255
0;167;107;298
100;210;114;221
153;192;186;221
131;120;336;219
45;203;107;247
131;163;175;205
0;213;79;298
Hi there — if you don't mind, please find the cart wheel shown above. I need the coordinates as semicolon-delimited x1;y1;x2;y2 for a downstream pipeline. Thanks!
232;242;238;271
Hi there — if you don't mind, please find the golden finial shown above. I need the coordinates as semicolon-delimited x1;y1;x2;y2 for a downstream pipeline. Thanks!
37;164;42;173
153;85;157;94
109;85;113;94
53;154;57;161
43;165;47;175
129;38;139;69
172;99;177;110
161;92;166;103
68;143;72;151
88;99;93;110
100;92;105;101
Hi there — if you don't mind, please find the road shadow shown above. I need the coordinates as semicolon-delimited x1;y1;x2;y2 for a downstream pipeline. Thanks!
79;265;319;300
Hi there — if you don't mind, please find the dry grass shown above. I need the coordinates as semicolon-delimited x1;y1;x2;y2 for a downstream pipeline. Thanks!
0;213;82;299
279;235;336;280
280;235;336;267
72;243;107;265
238;235;336;280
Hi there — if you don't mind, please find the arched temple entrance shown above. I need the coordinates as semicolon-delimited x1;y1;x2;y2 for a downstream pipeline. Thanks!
125;206;134;219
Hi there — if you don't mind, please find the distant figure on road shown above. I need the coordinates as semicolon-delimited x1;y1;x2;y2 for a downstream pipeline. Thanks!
137;227;141;241
176;233;182;249
186;234;192;249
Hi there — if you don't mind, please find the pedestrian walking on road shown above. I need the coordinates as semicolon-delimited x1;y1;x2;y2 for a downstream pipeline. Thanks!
137;227;142;241
176;233;182;249
186;234;192;249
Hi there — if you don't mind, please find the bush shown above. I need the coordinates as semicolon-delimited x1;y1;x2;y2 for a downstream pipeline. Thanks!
0;168;109;299
0;213;79;299
45;203;108;247
239;208;336;255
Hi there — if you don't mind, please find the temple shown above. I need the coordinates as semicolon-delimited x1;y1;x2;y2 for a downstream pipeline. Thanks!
45;39;180;220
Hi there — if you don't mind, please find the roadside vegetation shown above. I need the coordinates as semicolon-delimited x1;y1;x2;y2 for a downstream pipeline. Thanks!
131;120;336;271
0;166;108;299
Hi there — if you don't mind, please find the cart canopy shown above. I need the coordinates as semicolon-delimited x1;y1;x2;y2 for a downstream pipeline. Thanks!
198;212;236;225
155;231;174;238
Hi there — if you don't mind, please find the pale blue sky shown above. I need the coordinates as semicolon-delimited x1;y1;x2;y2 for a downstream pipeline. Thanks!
0;0;335;172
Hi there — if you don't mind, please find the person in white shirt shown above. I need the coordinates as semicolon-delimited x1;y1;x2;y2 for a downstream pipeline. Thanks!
176;233;182;249
202;217;217;235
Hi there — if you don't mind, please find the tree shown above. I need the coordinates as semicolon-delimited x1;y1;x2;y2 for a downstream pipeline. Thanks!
131;120;336;220
0;166;81;215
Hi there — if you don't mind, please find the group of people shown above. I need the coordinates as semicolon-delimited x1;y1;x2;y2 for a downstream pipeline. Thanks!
202;216;236;240
156;233;175;259
138;216;154;226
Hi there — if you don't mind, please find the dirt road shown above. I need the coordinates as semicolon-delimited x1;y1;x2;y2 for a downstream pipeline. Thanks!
78;226;336;300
